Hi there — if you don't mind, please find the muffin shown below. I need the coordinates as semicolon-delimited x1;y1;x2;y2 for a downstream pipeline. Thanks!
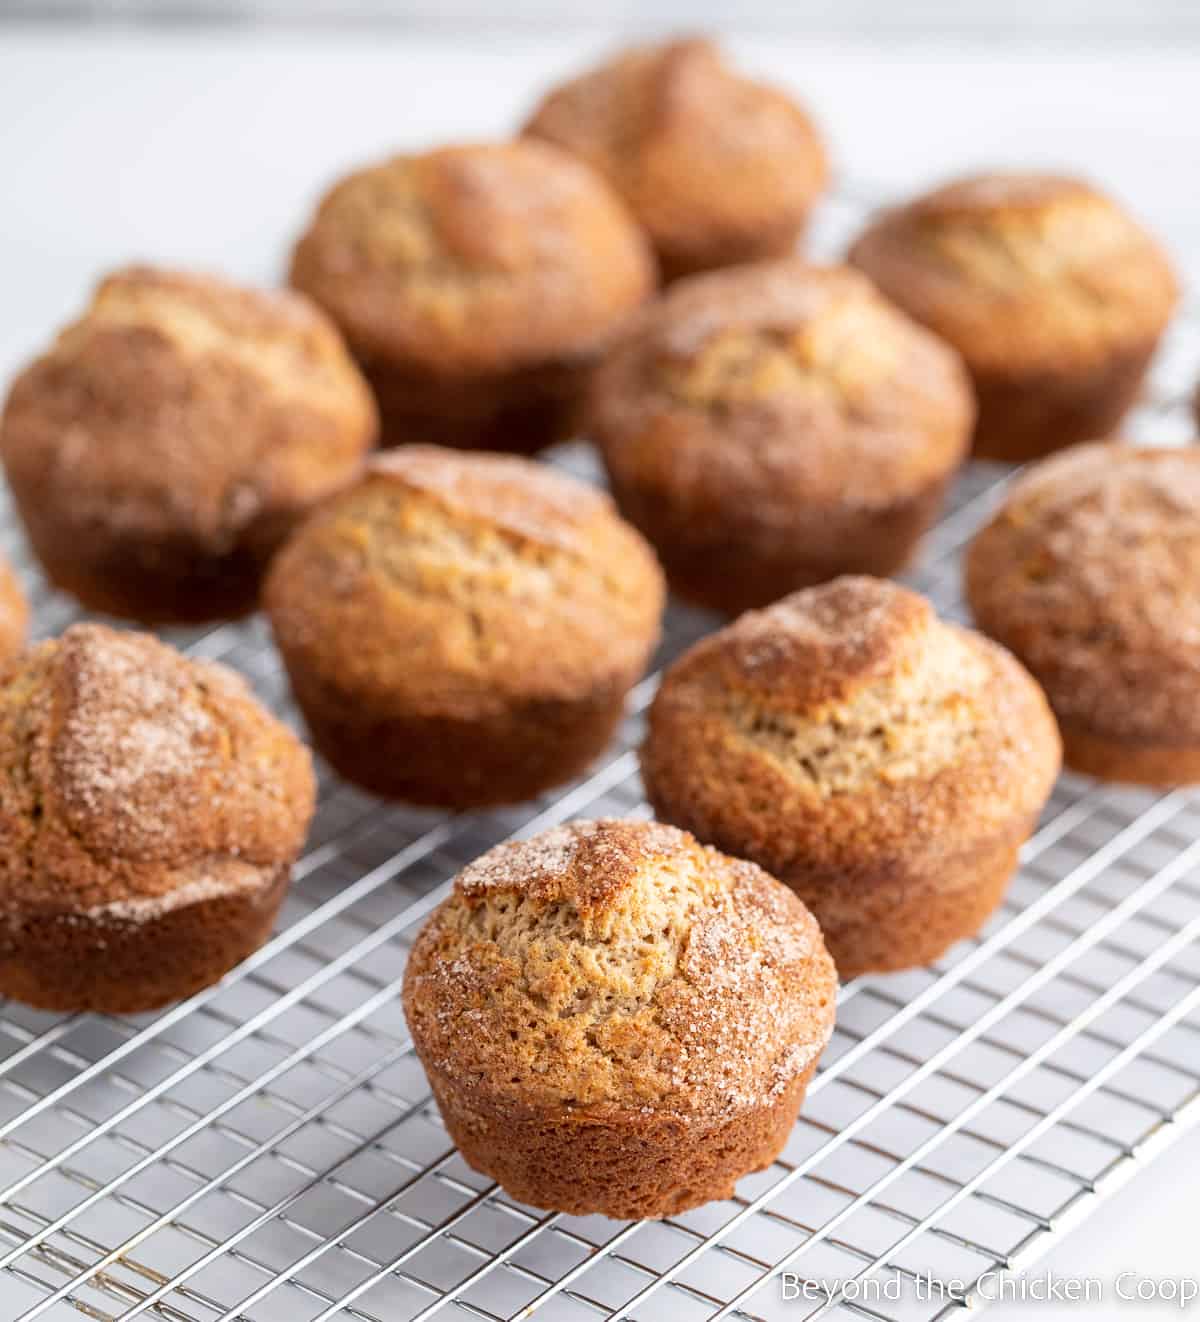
849;173;1178;462
524;37;828;282
0;266;377;623
588;260;974;615
403;818;836;1218
641;577;1061;979
967;443;1200;785
0;624;316;1012
289;140;655;453
265;447;664;807
0;557;28;662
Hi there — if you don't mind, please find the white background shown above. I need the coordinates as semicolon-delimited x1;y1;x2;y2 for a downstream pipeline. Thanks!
0;22;1197;1319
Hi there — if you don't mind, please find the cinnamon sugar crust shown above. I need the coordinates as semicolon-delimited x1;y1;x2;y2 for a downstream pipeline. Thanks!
0;266;377;621
0;624;316;1010
289;141;654;451
588;260;973;613
967;443;1200;782
849;173;1178;460
524;37;828;281
403;818;835;1216
265;447;664;806
642;577;1061;977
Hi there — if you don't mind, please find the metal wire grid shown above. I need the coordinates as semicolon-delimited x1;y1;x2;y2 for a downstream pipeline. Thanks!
0;190;1198;1322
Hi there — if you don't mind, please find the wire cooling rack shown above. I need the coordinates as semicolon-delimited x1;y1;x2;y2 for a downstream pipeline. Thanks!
1;189;1199;1322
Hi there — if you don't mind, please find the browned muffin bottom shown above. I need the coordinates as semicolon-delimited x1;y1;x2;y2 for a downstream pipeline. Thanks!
403;818;836;1218
588;260;973;615
0;558;28;662
849;173;1178;462
967;443;1200;785
641;577;1061;979
265;447;664;807
0;267;377;623
0;624;315;1012
524;37;828;282
289;140;655;452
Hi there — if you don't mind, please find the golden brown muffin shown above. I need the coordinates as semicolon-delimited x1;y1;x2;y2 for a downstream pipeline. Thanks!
967;443;1200;785
849;173;1178;463
289;140;655;453
524;37;828;282
588;260;974;615
264;447;664;807
641;577;1061;979
0;624;316;1012
403;818;836;1218
0;266;377;623
0;558;28;662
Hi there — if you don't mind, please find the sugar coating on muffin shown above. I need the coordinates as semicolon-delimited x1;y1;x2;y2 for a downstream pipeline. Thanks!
589;260;973;612
265;447;664;806
0;266;377;621
642;577;1061;977
849;173;1177;461
0;623;316;1011
289;141;654;453
403;818;835;1217
967;443;1200;783
290;140;654;374
524;37;827;280
850;173;1176;370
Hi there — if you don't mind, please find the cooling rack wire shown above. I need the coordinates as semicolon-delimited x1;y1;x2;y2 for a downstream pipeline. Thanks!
0;185;1198;1322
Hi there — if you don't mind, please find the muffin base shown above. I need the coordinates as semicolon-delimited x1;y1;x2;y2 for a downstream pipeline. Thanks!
0;867;290;1013
282;663;633;808
971;339;1158;464
607;472;953;615
425;1061;819;1220
1060;722;1200;788
362;355;592;453
26;543;264;624
656;219;806;285
784;836;1023;981
10;505;285;624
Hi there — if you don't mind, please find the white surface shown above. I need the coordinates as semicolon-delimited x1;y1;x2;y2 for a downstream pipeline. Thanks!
0;26;1197;1318
14;1;1200;39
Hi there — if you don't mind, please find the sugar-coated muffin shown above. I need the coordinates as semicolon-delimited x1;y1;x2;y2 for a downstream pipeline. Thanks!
642;577;1061;979
289;140;655;453
849;173;1178;462
967;443;1200;785
403;818;836;1218
0;624;316;1012
265;447;664;807
0;267;377;623
524;37;827;282
0;557;27;662
588;260;973;614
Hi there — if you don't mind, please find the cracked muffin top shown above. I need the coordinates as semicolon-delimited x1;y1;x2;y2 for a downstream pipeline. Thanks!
589;260;973;511
288;140;655;377
0;266;377;553
849;173;1178;374
641;577;1060;886
402;818;836;1118
523;37;827;278
264;446;665;710
0;624;315;914
967;443;1200;743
